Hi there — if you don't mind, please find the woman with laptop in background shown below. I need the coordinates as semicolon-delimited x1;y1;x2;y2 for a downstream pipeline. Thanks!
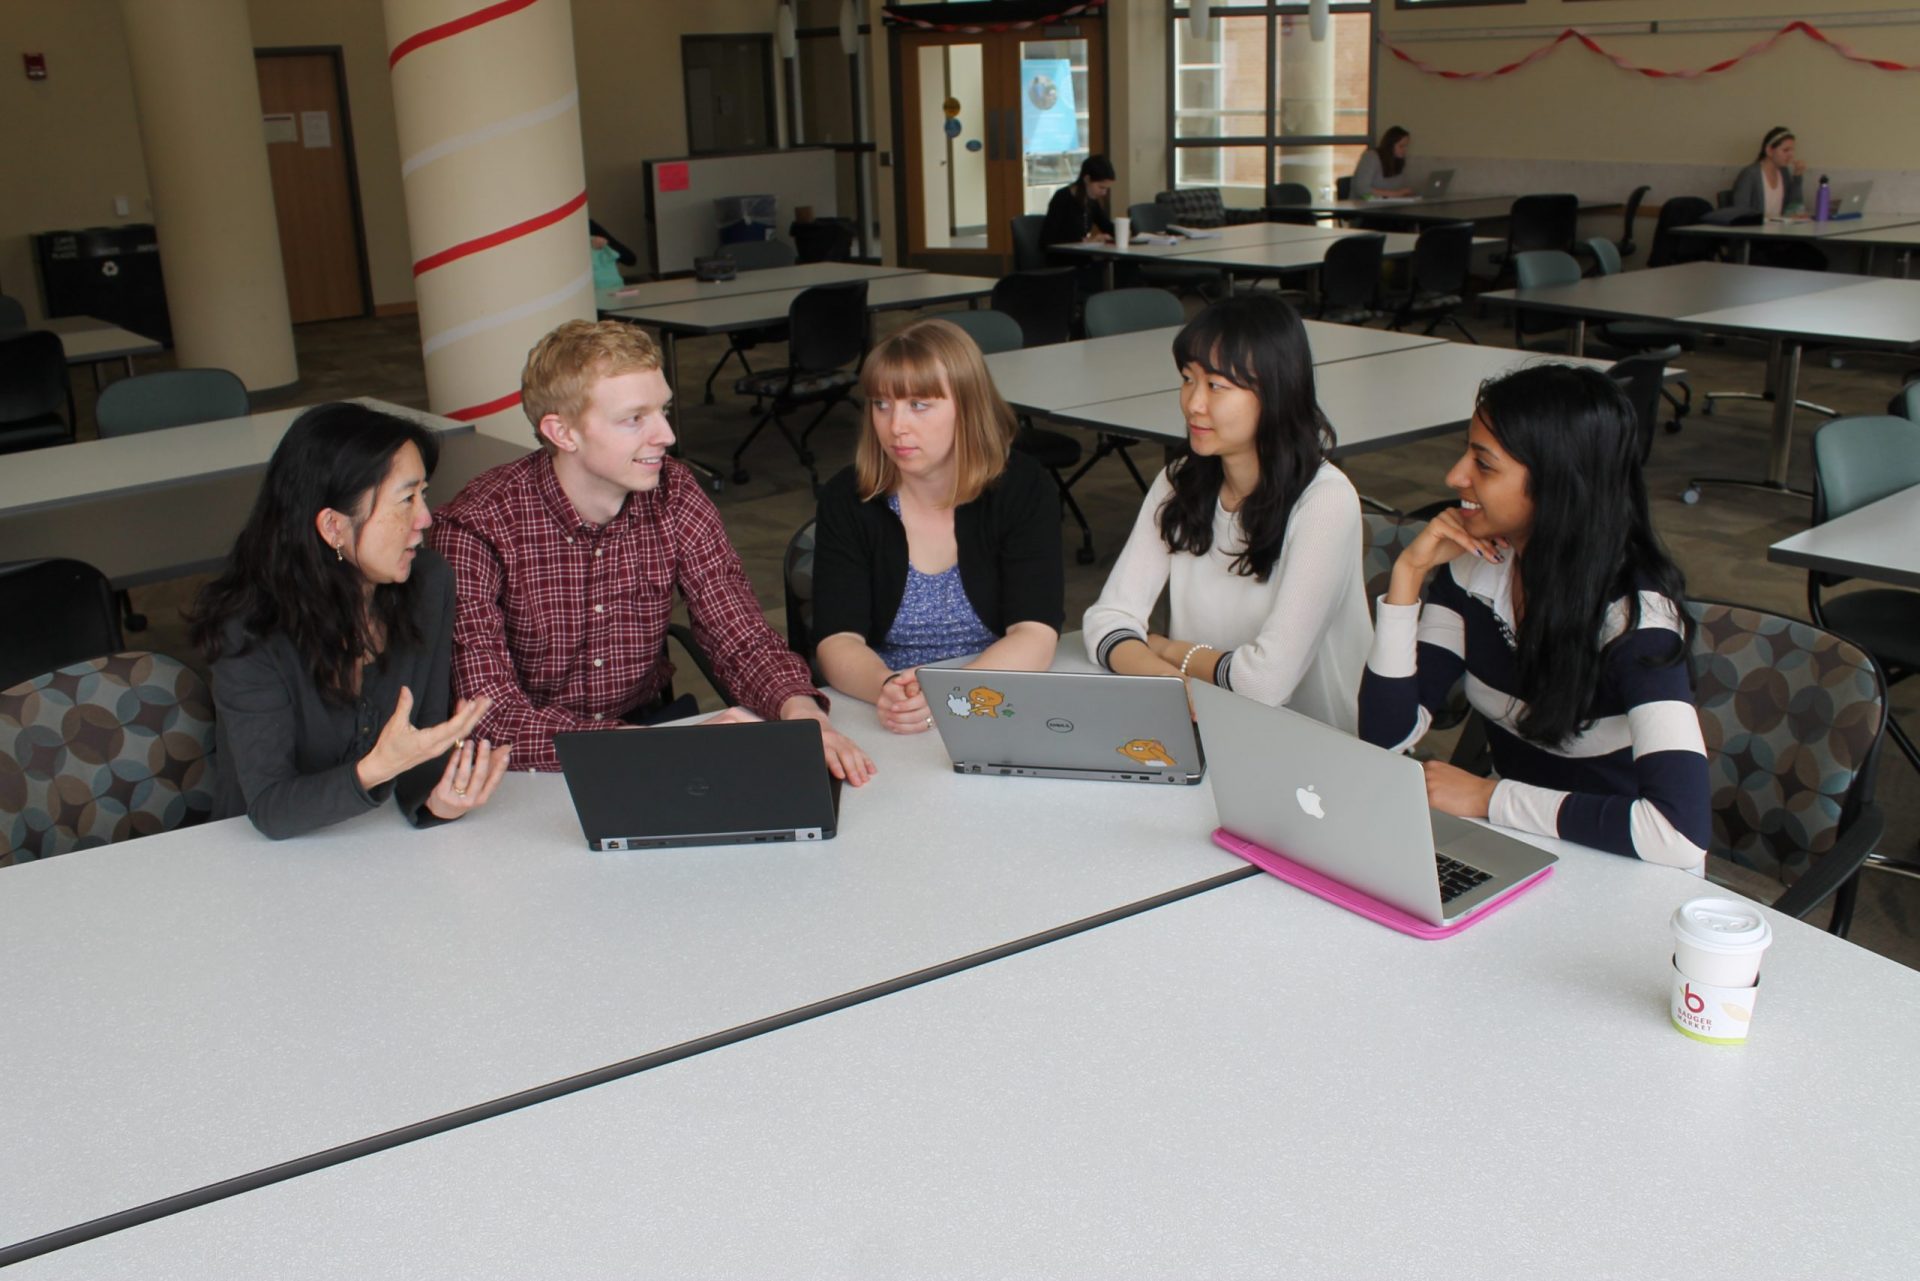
1357;364;1710;871
812;318;1064;736
1728;126;1828;270
1082;293;1371;731
191;403;510;839
1350;126;1416;199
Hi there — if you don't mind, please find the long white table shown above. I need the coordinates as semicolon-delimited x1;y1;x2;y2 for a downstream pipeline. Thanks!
15;859;1916;1278
1055;225;1449;292
592;261;918;313
1768;482;1920;588
0;706;1251;1254
982;321;1445;418
43;316;165;380
0;397;467;520
1675;213;1920;273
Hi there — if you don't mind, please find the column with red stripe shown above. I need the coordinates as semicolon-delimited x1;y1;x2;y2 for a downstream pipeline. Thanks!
383;0;596;439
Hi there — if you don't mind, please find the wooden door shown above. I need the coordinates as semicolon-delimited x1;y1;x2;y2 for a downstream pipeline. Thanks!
255;51;369;324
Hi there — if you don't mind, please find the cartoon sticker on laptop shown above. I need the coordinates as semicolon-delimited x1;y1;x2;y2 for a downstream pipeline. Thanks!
944;685;1011;718
1118;738;1177;769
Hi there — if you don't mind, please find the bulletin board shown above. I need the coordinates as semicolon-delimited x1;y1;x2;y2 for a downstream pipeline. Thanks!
643;147;840;276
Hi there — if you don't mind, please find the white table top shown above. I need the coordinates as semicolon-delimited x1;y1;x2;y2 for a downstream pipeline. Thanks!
1769;482;1920;588
1681;276;1920;349
608;271;991;335
0;702;1248;1249
1156;232;1430;273
1050;221;1350;262
1044;343;1623;451
1483;261;1862;326
0;397;467;519
21;861;1918;1279
43;315;165;364
984;322;1443;416
1674;213;1920;243
594;261;917;312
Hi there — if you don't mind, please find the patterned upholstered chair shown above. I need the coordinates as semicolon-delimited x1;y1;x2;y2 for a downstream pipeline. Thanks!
1687;602;1887;935
1152;187;1264;230
1;651;216;864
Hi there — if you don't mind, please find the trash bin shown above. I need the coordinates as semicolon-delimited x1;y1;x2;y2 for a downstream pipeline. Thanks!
34;225;172;345
714;195;776;247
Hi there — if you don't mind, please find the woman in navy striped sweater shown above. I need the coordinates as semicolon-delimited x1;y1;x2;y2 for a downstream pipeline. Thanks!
1358;364;1710;871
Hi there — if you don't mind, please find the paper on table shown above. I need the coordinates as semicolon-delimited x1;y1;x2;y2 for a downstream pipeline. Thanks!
1132;232;1181;246
1167;225;1220;239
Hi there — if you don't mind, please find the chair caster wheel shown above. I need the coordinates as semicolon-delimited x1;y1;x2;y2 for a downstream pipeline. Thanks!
1076;547;1096;566
1682;487;1701;505
1664;419;1683;434
731;468;750;485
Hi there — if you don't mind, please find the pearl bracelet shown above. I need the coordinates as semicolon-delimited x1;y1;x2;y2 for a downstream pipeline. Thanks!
1178;642;1214;676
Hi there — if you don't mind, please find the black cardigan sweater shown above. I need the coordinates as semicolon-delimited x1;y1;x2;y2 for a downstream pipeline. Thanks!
811;452;1066;655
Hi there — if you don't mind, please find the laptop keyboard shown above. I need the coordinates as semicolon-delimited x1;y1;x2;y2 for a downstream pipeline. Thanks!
1436;853;1493;904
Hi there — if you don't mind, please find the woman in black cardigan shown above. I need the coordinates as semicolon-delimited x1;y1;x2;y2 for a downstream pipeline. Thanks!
812;318;1065;734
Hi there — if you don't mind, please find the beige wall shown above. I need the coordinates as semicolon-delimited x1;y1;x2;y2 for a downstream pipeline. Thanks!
1378;1;1920;169
0;0;152;324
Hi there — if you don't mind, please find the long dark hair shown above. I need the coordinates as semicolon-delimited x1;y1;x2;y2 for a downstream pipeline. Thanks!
1073;153;1116;200
190;403;440;705
1376;126;1409;179
1754;126;1794;162
1159;294;1333;582
1476;365;1691;748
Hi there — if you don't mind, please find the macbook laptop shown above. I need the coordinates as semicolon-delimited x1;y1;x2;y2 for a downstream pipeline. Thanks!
1422;168;1456;199
1829;180;1872;218
1190;681;1555;937
919;666;1204;785
554;719;839;850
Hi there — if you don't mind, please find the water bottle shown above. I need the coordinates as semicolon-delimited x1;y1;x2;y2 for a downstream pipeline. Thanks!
1814;175;1832;222
1320;183;1332;203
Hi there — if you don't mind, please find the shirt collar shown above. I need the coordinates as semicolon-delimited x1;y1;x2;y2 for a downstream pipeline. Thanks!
530;449;641;537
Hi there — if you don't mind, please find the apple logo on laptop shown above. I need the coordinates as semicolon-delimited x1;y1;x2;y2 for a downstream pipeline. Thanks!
1295;785;1326;819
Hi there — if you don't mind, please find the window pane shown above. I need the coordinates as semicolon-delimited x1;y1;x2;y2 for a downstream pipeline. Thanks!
1274;12;1371;139
1019;37;1093;215
1174;14;1267;139
1273;144;1366;200
1175;145;1265;208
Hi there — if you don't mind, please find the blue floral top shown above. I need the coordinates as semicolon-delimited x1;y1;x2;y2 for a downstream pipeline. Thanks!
874;496;999;669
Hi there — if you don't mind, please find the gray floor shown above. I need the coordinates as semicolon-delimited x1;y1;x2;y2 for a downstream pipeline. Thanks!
79;293;1920;971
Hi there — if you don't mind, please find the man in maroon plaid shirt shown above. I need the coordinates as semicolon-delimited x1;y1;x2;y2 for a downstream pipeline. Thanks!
430;319;874;783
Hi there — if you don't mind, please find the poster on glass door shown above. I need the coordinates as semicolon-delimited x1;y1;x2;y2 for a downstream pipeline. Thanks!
1020;59;1077;154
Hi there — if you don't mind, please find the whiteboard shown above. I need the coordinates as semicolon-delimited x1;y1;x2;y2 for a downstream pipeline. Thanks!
645;148;840;276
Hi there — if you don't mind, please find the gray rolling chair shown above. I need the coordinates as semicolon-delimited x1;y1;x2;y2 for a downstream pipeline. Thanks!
1890;381;1920;420
0;330;75;454
1582;237;1692;433
1510;250;1583;351
702;238;800;404
730;279;867;489
95;369;249;437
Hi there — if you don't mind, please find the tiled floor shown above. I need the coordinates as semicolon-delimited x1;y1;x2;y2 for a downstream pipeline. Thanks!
84;293;1920;970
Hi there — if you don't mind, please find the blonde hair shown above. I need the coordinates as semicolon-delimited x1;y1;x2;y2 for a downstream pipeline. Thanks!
521;319;663;448
856;318;1014;507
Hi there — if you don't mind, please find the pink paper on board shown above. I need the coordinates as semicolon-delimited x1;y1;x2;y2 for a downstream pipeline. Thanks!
657;163;690;192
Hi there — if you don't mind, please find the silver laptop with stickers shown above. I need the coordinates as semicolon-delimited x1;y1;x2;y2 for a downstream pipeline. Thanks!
919;666;1205;785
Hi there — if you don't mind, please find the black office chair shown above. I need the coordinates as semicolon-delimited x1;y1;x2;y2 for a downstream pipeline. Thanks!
790;218;855;264
1010;215;1050;272
1267;182;1312;207
1616;184;1651;260
1315;234;1385;325
1645;197;1716;268
1387;221;1475;342
1488;194;1579;282
1605;355;1667;464
1335;176;1353;200
782;518;819;677
0;330;76;455
1583;236;1692;434
990;269;1077;347
0;294;26;335
730;279;867;488
0;558;125;693
702;238;799;405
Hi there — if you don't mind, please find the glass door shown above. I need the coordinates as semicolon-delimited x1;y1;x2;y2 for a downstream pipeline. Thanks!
897;23;1105;275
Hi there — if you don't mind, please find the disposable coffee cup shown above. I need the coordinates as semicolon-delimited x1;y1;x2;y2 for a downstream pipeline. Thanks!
1669;897;1771;1045
1113;216;1131;247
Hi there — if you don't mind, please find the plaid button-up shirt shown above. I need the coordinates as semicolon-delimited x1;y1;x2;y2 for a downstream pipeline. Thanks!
430;451;822;772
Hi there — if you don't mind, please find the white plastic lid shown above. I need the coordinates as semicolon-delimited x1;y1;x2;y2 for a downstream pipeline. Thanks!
1671;897;1772;953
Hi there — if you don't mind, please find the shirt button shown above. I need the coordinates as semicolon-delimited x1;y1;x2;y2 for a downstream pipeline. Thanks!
594;604;605;613
593;658;604;668
567;536;575;544
592;712;604;721
595;549;603;558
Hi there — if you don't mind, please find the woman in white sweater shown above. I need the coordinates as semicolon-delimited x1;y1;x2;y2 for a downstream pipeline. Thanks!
1082;294;1372;731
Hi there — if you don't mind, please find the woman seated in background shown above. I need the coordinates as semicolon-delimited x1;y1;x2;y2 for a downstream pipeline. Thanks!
1041;154;1117;248
1728;126;1826;269
191;403;509;839
1082;293;1371;730
812;318;1064;735
1357;364;1709;872
1351;126;1415;199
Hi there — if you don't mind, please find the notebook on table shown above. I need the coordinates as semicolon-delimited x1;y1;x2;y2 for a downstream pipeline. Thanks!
554;719;840;850
1190;681;1555;938
919;666;1205;785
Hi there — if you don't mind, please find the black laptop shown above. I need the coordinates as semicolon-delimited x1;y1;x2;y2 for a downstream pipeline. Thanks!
553;720;839;850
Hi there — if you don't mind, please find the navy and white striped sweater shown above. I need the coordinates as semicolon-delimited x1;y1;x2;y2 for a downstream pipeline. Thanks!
1358;556;1710;870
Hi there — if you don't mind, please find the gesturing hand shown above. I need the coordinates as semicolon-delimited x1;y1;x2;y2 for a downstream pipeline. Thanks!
356;688;491;792
876;668;933;735
425;737;512;820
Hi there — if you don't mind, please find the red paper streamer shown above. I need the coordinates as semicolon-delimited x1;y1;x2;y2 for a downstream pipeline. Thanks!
1380;21;1920;82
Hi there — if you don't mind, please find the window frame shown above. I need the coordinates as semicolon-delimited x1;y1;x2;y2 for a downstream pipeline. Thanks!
1165;3;1378;200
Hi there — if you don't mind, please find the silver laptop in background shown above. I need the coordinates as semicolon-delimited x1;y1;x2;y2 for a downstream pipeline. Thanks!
1830;180;1872;217
1422;169;1456;199
1191;681;1554;927
920;667;1205;785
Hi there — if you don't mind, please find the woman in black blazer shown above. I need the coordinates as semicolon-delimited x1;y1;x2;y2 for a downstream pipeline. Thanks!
812;319;1064;735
